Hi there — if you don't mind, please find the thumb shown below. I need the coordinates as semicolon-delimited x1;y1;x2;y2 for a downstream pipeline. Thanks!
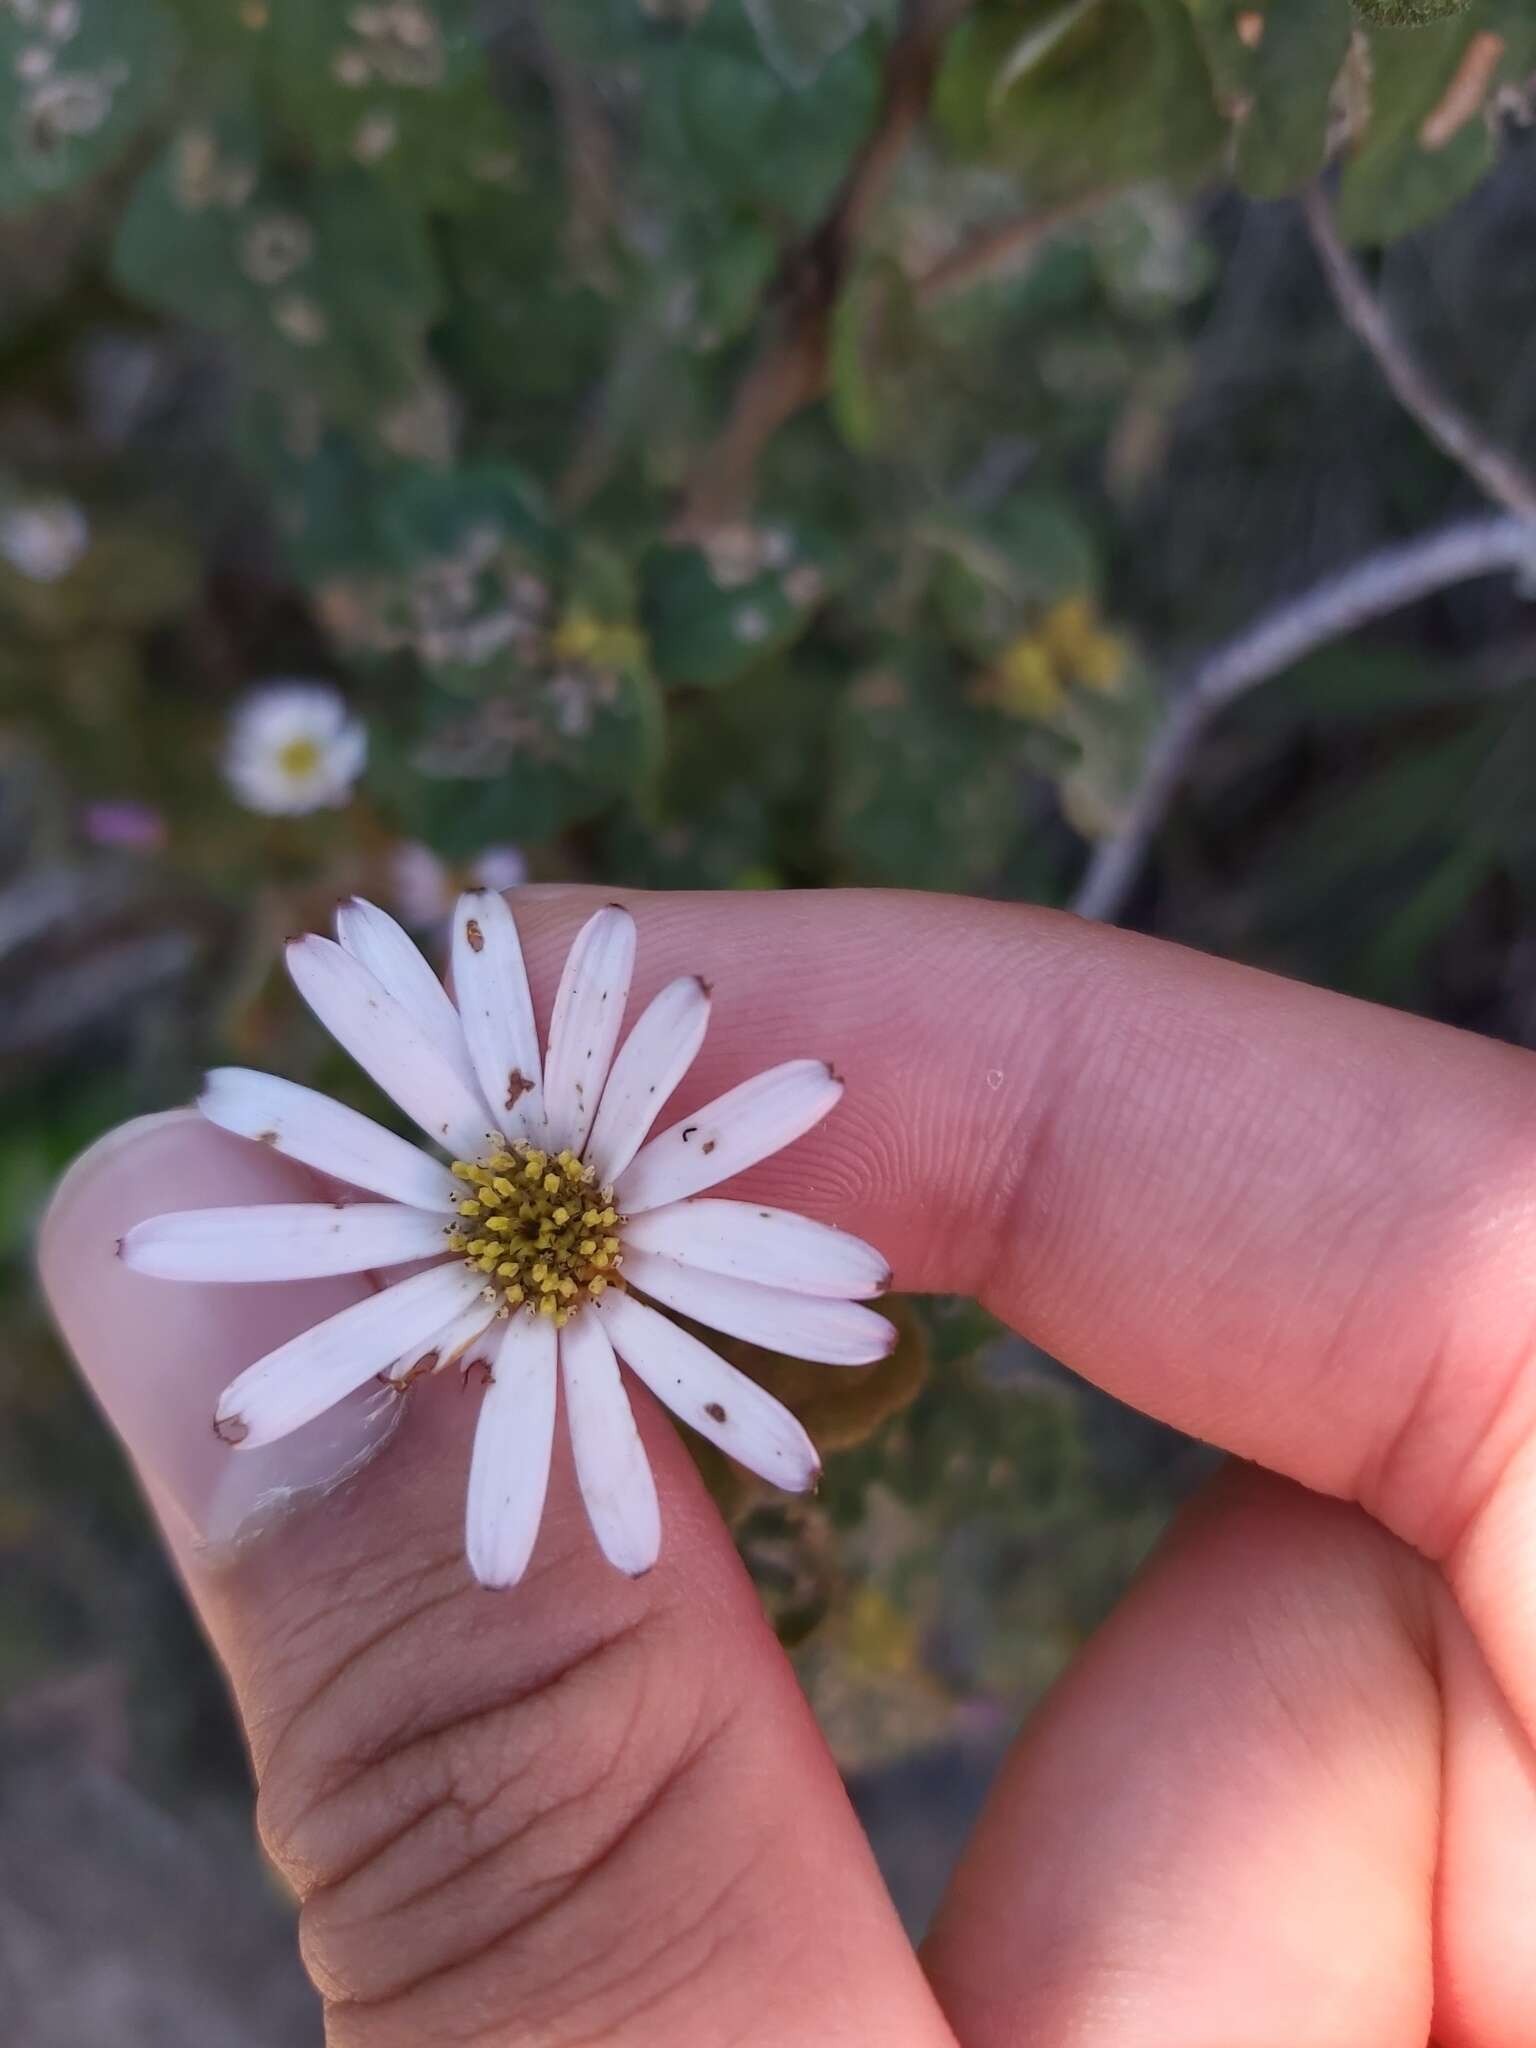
40;1111;951;2048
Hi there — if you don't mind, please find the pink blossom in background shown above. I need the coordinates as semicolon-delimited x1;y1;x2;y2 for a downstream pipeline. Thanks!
82;801;168;852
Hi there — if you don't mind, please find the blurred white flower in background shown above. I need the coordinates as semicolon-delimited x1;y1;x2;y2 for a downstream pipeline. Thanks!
223;682;367;817
389;839;529;929
388;839;455;928
0;496;90;583
471;843;530;894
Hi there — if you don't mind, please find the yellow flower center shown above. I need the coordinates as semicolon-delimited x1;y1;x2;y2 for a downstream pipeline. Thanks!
449;1142;623;1328
277;735;323;781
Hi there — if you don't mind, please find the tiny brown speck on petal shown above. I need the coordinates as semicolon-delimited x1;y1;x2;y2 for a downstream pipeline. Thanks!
465;918;484;953
214;1414;249;1446
256;1129;279;1146
702;1139;716;1155
505;1069;532;1110
705;1401;727;1423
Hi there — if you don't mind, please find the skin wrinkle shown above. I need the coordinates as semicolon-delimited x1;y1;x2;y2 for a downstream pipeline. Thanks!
230;1339;811;2039
961;956;1536;1540
331;1848;763;2048
312;1748;634;1974
471;1753;767;2048
1443;1390;1536;1585
1439;1300;1536;1565
295;1648;627;1935
585;1870;785;2048
263;1604;654;1894
253;1566;474;1846
258;1572;472;1783
306;1619;675;1950
312;1559;645;1802
250;1418;644;1810
318;1701;738;2026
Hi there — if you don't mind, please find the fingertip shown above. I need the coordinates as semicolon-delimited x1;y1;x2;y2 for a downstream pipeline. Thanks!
39;1107;394;1558
41;1107;203;1259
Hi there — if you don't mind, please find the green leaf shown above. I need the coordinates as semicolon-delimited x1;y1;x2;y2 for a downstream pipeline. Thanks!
254;0;518;212
1351;836;1496;998
1353;0;1471;22
667;2;880;229
0;0;179;217
113;111;442;423
302;461;562;681
378;465;556;580
936;0;1226;198
1232;0;1355;199
742;0;892;88
1337;12;1517;243
642;531;832;689
379;652;665;854
1265;714;1499;906
1233;644;1473;733
437;180;616;447
828;258;923;453
604;656;836;887
828;664;1023;889
929;490;1102;658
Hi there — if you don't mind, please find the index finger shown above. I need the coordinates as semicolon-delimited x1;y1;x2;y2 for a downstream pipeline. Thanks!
515;887;1536;1689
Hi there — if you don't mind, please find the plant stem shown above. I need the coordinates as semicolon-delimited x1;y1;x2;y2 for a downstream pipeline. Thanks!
1071;515;1536;922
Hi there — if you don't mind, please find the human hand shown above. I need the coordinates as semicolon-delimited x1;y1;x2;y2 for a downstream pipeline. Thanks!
40;887;1536;2047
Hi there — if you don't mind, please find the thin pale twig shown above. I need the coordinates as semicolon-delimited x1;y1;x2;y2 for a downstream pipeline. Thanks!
1303;180;1536;523
1071;515;1536;923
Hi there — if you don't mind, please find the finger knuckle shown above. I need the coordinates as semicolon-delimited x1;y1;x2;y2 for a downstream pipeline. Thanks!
251;1552;745;2044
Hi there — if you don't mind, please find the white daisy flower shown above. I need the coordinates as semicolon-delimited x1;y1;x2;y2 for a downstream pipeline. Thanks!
0;495;90;582
387;839;529;930
119;896;893;1586
469;843;530;895
223;682;367;817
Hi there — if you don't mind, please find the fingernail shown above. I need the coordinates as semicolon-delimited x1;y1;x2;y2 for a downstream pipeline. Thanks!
39;1109;400;1557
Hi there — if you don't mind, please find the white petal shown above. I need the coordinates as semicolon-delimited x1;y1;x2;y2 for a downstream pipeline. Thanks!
200;1068;458;1210
287;934;495;1159
336;897;481;1100
465;1313;558;1589
215;1262;481;1448
386;1297;497;1386
121;1202;455;1282
622;1251;894;1365
622;1198;890;1299
584;975;711;1186
450;890;545;1142
542;906;635;1155
597;1289;819;1492
616;1060;842;1214
560;1311;661;1576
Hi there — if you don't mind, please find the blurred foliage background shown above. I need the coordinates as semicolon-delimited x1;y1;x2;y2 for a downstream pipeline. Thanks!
5;0;1536;2036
